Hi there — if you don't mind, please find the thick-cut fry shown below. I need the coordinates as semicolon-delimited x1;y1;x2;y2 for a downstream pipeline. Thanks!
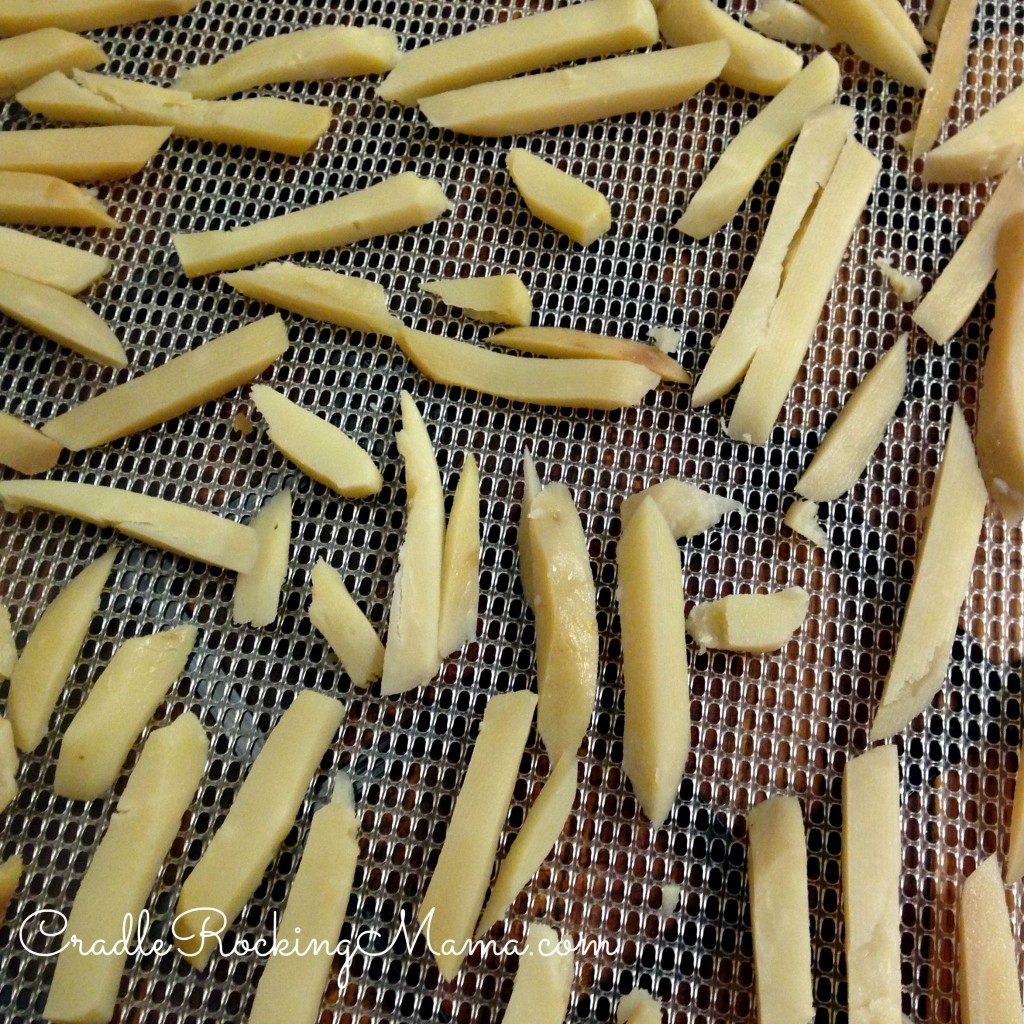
619;478;741;538
418;42;729;137
784;499;828;547
0;718;17;815
177;25;399;99
398;327;661;409
0;125;171;181
746;0;839;49
16;69;331;157
1007;755;1024;883
174;172;451;277
0;0;196;35
438;453;480;658
0;480;259;573
0;227;110;294
923;0;952;43
677;52;840;240
0;856;22;922
872;0;928;54
420;274;532;326
232;490;291;628
655;0;802;95
687;586;810;653
378;0;659;104
518;451;542;611
0;412;61;475
0;170;118;229
0;29;106;99
0;605;17;680
503;922;574;1024
43;315;288;450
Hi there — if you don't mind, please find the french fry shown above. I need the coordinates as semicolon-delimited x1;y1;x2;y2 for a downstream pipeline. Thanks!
0;0;197;35
746;0;839;49
0;226;110;294
619;478;741;538
0;718;17;814
232;490;291;628
0;125;171;180
0;29;106;99
502;922;574;1024
420;274;532;327
0;412;62;475
0;170;118;229
438;453;480;658
686;586;810;653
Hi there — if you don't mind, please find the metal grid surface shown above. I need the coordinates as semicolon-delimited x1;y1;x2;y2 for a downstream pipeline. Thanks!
0;1;1021;1021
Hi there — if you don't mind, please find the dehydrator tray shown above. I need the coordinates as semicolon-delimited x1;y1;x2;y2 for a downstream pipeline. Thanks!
0;2;1021;1021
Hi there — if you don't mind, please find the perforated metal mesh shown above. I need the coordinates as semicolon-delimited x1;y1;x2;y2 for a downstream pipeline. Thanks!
0;1;1021;1021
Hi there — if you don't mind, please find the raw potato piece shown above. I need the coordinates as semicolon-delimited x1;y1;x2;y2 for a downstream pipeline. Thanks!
619;479;741;539
438;454;480;658
924;0;952;42
843;746;901;1024
0;29;106;99
1007;746;1024;882
175;691;344;970
418;690;537;981
475;754;577;938
0;412;62;475
0;227;110;294
0;480;258;573
655;0;802;95
248;775;360;1024
746;0;840;49
309;559;384;688
174;172;451;278
518;451;542;611
397;327;661;410
43;714;208;1024
529;483;599;763
420;274;532;326
0;125;172;180
177;25;399;99
232;490;291;628
503;922;575;1024
871;407;986;740
0;0;197;35
0;857;22;922
874;258;922;301
43;315;289;450
7;547;117;752
747;795;814;1024
784;499;828;547
0;717;17;814
619;498;690;826
380;394;444;696
872;0;928;55
378;0;659;104
795;335;907;501
687;587;810;653
618;990;664;1024
54;625;198;800
418;42;729;137
0;604;17;679
0;170;118;229
16;70;331;158
250;385;383;498
506;149;611;247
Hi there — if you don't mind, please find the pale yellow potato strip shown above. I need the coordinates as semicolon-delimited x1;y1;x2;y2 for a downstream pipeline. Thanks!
619;478;741;538
0;855;22;922
871;0;928;54
871;406;986;740
0;0;196;35
686;586;810;653
1007;751;1024;883
0;170;118;229
418;42;729;137
438;453;480;658
232;490;291;629
518;451;542;612
0;718;17;815
0;227;110;294
378;0;659;104
923;0;952;43
0;412;61;475
43;714;208;1024
175;690;344;970
0;29;106;99
174;172;451;277
503;922;575;1024
420;274;532;327
677;52;840;240
746;0;839;49
0;604;17;679
418;690;537;981
0;125;172;181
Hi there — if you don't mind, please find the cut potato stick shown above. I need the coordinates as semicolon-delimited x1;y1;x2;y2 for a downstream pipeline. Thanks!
175;690;344;970
491;325;689;384
0;718;18;814
872;0;928;55
378;0;659;105
0;856;22;922
620;479;741;539
0;227;110;294
221;262;399;335
0;29;106;99
518;451;542;612
0;0;197;35
0;480;259;573
687;586;810;653
503;922;574;1024
0;170;118;229
177;25;399;100
418;41;729;137
728;137;880;445
54;624;198;800
746;0;840;49
16;69;331;158
913;164;1024;343
250;385;382;498
309;559;384;688
506;149;611;247
418;689;537;981
677;52;840;240
871;407;986;740
923;0;952;43
43;714;208;1024
747;795;814;1024
7;547;117;752
0;412;62;475
784;499;828;547
0;604;17;679
842;746;901;1024
174;172;451;277
874;258;922;301
380;393;444;696
420;274;532;326
692;102;854;407
617;991;665;1024
655;0;802;95
248;774;359;1024
475;754;577;938
1006;755;1024;883
795;335;907;501
799;0;929;88
397;327;662;409
619;498;690;826
438;453;480;658
0;125;171;181
43;315;288;450
232;490;291;628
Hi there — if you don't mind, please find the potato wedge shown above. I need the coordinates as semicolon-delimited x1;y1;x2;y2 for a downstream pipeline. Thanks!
503;922;574;1024
518;450;542;611
0;717;18;814
54;624;198;800
0;412;61;475
0;604;17;680
0;125;171;181
232;490;291;628
419;690;537;981
418;42;729;137
249;384;383;498
0;227;110;294
687;586;809;653
378;0;659;104
874;258;922;301
0;169;118;229
655;0;802;95
0;0;196;35
783;499;828;547
174;172;451;277
0;856;22;922
619;478;741;539
438;453;480;658
177;25;399;99
677;52;840;240
746;0;839;49
0;29;106;99
421;273;532;326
